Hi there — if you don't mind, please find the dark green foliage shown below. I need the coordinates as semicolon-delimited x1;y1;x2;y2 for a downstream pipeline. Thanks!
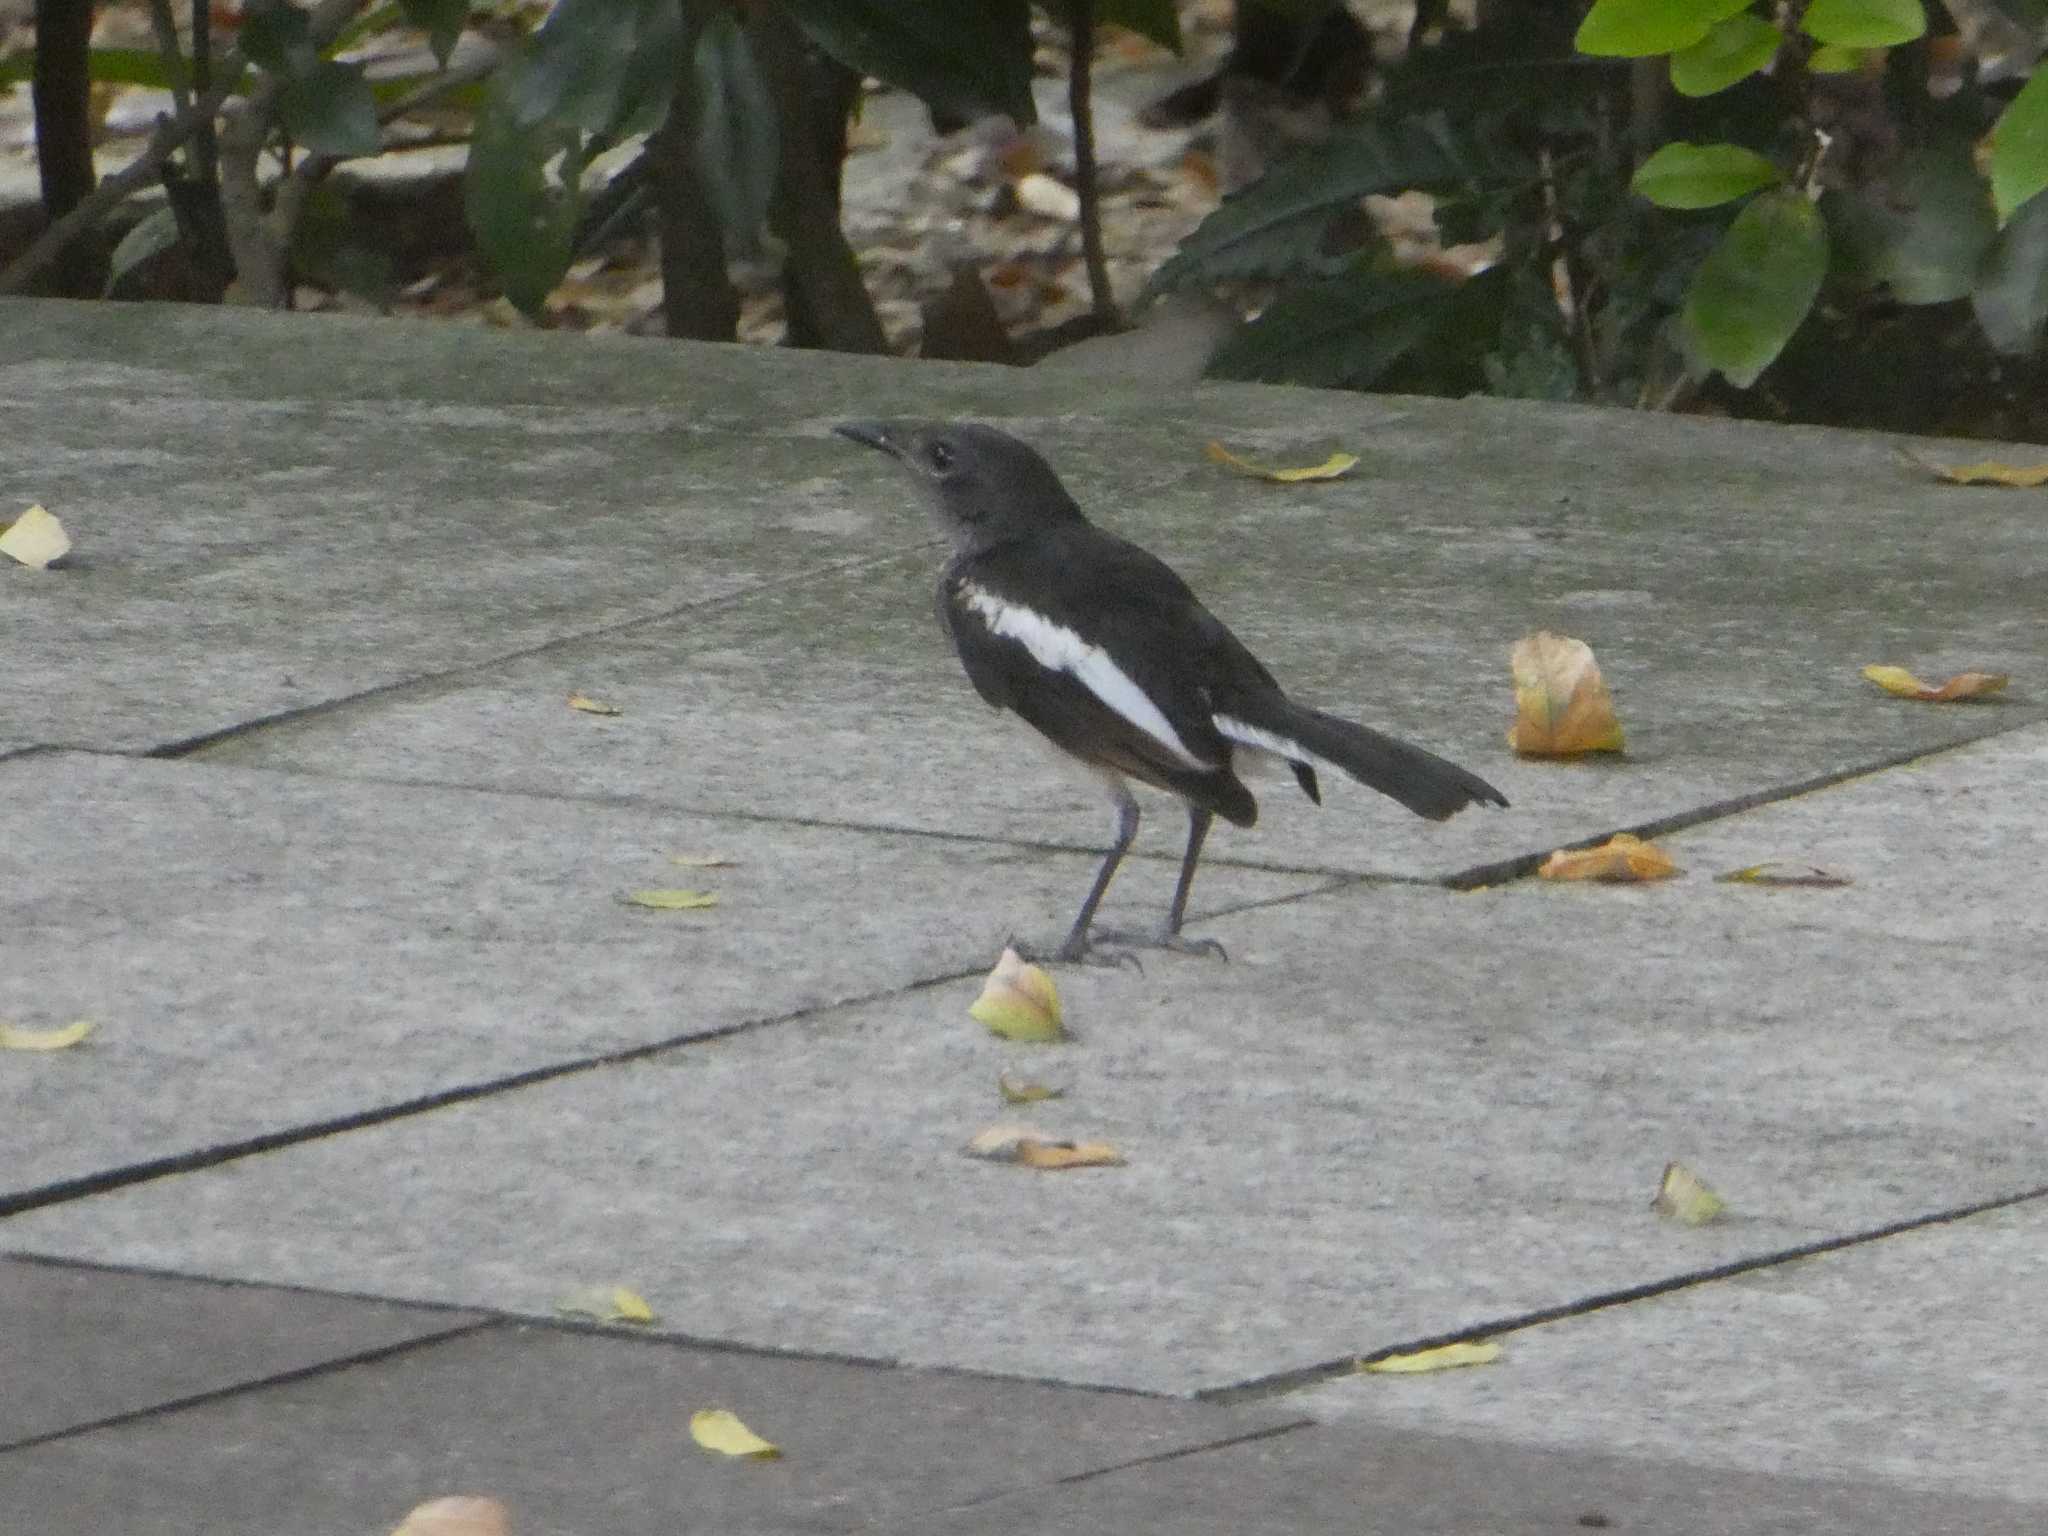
781;0;1037;127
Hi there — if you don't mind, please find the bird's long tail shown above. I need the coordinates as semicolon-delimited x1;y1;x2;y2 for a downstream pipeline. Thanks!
1213;695;1508;821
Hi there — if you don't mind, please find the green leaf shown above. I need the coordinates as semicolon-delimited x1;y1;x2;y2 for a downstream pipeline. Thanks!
1099;0;1182;52
1150;112;1499;293
1799;0;1926;47
277;61;382;157
1679;189;1828;387
1973;186;2048;353
398;0;470;67
784;0;1036;127
1207;267;1461;389
1806;42;1875;72
1825;146;1995;304
690;11;780;261
1576;0;1752;57
1669;12;1780;96
102;206;181;297
241;0;320;74
514;0;683;136
1990;68;2048;223
465;80;584;316
1631;142;1780;209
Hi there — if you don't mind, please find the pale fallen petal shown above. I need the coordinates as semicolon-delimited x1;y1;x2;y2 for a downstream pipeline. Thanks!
1861;664;2009;702
1652;1161;1726;1226
690;1408;782;1459
1363;1340;1502;1374
1509;632;1625;755
969;947;1064;1042
620;889;719;911
567;694;622;716
0;504;71;569
1205;441;1359;482
553;1284;658;1325
998;1071;1065;1104
1714;861;1851;888
388;1496;512;1536
1537;833;1677;883
0;1019;96;1051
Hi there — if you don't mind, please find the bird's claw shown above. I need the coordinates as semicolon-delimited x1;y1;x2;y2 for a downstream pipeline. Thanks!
1081;928;1229;963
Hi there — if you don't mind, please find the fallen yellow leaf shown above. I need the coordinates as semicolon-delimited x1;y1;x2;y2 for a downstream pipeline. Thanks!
387;1496;512;1536
998;1071;1065;1105
567;693;622;716
1652;1161;1726;1226
969;947;1064;1042
1901;450;2048;487
1714;861;1851;888
1508;632;1625;756
1861;664;2009;702
0;1019;96;1051
621;889;719;911
1204;441;1359;482
965;1124;1124;1168
1537;833;1676;883
690;1408;782;1459
1363;1339;1502;1374
0;503;71;569
669;852;739;869
553;1284;658;1325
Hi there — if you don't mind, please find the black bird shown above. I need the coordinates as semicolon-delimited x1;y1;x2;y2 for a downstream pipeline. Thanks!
835;420;1506;963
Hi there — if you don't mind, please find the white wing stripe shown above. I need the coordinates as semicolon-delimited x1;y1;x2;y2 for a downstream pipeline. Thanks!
1213;714;1315;766
959;583;1213;770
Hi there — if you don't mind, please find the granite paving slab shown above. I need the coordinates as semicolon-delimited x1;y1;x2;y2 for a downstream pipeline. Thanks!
0;1255;484;1449
0;1316;1298;1536
0;750;1316;1203
9;730;2039;1394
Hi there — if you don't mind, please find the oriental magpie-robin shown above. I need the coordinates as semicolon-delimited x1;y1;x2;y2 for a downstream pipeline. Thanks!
835;420;1506;963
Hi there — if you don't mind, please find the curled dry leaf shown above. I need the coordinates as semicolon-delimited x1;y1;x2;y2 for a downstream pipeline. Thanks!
1652;1161;1726;1226
0;504;71;569
620;889;719;911
1363;1339;1502;1374
1509;632;1625;756
969;947;1064;1042
553;1284;658;1325
998;1071;1065;1104
567;694;622;716
965;1124;1124;1169
690;1408;782;1459
1899;449;2048;487
1861;665;2009;702
1204;441;1359;482
388;1496;512;1536
1715;861;1851;888
0;1019;96;1051
1537;833;1676;883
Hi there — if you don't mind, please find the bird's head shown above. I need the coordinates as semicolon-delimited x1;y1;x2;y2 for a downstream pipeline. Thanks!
834;420;1085;549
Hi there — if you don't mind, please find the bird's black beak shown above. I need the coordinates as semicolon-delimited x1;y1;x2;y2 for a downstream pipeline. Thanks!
834;420;901;458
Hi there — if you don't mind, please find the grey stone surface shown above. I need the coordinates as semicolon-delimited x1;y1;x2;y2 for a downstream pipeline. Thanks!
898;1412;2046;1535
11;729;2043;1396
1288;1200;2048;1503
0;1255;482;1448
0;750;1315;1199
0;1319;1295;1536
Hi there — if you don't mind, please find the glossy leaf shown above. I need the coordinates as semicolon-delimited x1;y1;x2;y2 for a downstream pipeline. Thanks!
1669;12;1780;97
1990;68;2048;223
398;0;469;67
513;0;682;136
691;11;780;261
1826;146;1994;303
464;80;584;316
1206;268;1457;389
277;61;382;157
1973;186;2048;353
1679;189;1827;387
102;206;181;296
784;0;1036;127
1576;0;1751;57
1631;141;1780;209
1806;42;1875;72
1799;0;1926;47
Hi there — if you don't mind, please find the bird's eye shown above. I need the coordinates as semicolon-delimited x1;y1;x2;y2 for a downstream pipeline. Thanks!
926;441;955;471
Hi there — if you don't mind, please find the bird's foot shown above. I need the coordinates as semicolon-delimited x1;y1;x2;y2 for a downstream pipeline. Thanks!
1014;932;1144;971
1083;927;1229;963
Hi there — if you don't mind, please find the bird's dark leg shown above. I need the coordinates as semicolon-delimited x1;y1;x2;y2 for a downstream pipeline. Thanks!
1053;785;1141;965
1092;806;1228;961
